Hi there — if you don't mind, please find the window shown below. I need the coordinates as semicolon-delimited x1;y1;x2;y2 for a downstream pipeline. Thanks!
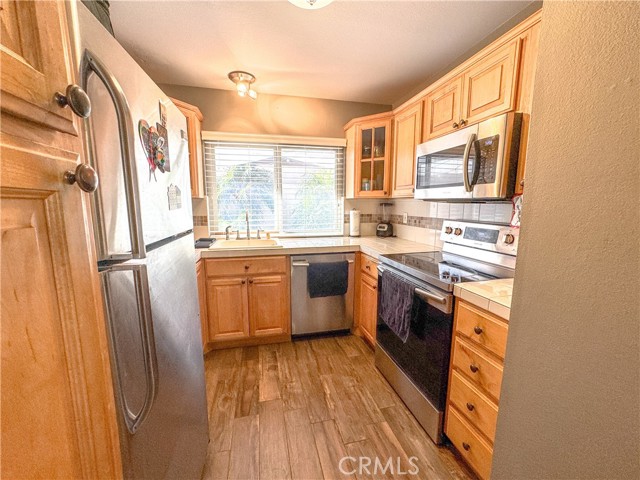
204;140;345;236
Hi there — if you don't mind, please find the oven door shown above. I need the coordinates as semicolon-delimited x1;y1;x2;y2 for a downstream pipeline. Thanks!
414;124;478;200
375;267;454;412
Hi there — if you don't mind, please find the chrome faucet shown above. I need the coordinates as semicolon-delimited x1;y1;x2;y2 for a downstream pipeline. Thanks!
245;211;250;240
225;225;232;240
256;229;264;240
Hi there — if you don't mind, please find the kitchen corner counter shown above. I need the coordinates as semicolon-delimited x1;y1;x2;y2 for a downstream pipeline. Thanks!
196;236;432;261
453;279;514;320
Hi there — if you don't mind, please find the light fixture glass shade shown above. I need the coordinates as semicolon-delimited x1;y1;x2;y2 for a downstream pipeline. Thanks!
248;89;257;100
288;0;334;10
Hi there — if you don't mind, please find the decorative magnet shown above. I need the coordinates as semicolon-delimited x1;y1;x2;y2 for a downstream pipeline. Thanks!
139;119;167;181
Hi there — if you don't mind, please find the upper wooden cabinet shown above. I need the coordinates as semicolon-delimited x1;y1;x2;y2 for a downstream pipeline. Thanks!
461;39;520;126
392;102;422;197
171;98;205;198
423;77;464;140
354;116;393;197
0;0;77;135
345;112;393;198
424;39;520;141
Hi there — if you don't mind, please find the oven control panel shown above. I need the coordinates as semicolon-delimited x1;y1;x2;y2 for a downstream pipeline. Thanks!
441;220;519;255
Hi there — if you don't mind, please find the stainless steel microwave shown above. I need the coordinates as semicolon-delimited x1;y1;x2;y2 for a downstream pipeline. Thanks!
414;112;523;201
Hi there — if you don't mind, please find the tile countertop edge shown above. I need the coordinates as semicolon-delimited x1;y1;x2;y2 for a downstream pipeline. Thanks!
195;236;432;261
453;279;514;321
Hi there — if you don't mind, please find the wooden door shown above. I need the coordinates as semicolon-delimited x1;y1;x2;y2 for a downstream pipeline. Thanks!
0;0;76;134
354;118;392;198
461;39;520;126
359;273;378;346
196;260;209;349
248;274;290;337
423;76;463;140
1;1;121;477
392;102;422;197
206;276;250;341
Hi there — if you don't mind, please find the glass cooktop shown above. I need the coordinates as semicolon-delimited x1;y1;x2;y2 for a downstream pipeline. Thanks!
380;251;494;292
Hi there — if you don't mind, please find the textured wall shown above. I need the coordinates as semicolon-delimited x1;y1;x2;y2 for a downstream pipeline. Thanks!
492;2;639;478
160;84;390;138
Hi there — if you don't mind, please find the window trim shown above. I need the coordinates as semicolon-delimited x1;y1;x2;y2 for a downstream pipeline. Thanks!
202;131;346;148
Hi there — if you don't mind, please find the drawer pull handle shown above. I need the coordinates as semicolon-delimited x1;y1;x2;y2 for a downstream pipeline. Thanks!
466;402;475;411
473;326;483;335
462;442;471;451
469;363;479;373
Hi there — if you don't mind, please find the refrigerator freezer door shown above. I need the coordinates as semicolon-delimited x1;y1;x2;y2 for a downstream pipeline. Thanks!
77;5;193;247
102;234;208;479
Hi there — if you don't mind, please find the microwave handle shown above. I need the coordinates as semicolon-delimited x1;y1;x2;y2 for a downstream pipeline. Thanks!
462;133;477;193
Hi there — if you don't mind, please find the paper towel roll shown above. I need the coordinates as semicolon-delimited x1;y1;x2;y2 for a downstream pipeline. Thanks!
349;209;361;237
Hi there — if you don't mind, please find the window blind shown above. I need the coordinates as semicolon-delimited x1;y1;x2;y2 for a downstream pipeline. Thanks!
204;140;345;235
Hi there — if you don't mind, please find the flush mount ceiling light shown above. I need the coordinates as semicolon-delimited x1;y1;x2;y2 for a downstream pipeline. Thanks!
288;0;334;10
228;71;257;99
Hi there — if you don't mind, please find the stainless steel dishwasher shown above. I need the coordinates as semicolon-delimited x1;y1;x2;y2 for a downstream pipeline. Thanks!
291;253;355;335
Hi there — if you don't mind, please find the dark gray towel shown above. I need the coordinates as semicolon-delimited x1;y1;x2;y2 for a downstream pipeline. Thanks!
307;261;349;298
379;271;414;343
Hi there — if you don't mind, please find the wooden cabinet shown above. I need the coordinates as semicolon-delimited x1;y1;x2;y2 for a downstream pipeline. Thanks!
196;260;209;350
445;299;510;480
1;1;120;477
171;98;205;198
423;77;464;140
461;39;520;126
345;113;393;198
391;102;422;197
203;256;290;348
354;253;379;346
249;275;290;337
424;40;519;142
514;22;541;195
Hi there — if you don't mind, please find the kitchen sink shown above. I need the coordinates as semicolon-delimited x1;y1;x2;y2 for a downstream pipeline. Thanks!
209;238;283;249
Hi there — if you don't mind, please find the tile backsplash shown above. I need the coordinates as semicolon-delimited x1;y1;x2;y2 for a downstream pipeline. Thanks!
344;198;514;249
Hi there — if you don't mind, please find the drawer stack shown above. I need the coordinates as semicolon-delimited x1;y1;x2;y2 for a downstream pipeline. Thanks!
445;300;509;479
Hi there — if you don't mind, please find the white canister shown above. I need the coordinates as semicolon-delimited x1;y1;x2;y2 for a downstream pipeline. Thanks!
349;209;361;237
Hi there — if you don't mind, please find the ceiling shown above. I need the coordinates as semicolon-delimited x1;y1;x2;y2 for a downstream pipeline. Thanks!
109;1;536;106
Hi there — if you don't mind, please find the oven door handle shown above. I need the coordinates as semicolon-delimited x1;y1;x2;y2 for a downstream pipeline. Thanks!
462;133;477;193
414;287;448;305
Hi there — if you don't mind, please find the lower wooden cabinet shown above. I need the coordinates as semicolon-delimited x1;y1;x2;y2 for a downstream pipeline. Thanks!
354;253;379;346
445;299;509;480
202;256;290;349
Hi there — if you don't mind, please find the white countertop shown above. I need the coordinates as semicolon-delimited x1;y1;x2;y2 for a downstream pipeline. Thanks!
453;279;513;320
196;236;432;261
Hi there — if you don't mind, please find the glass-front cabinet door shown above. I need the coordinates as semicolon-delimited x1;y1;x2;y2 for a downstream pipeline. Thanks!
356;117;392;197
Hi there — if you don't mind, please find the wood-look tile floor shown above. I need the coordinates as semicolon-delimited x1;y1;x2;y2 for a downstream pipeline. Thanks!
201;335;475;480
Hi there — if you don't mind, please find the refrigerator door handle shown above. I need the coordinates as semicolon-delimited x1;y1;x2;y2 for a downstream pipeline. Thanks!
80;49;146;259
101;263;158;434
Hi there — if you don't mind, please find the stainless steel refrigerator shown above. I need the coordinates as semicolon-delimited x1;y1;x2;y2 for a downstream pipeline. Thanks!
72;4;209;478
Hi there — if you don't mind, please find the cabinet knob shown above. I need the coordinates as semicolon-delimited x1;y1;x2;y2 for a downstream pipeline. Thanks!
520;179;525;187
64;163;99;193
248;279;253;284
365;265;370;270
469;363;479;373
473;326;483;335
373;285;377;290
466;402;475;411
462;442;471;451
459;119;467;127
244;265;250;270
452;122;459;129
55;84;91;118
241;280;246;284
